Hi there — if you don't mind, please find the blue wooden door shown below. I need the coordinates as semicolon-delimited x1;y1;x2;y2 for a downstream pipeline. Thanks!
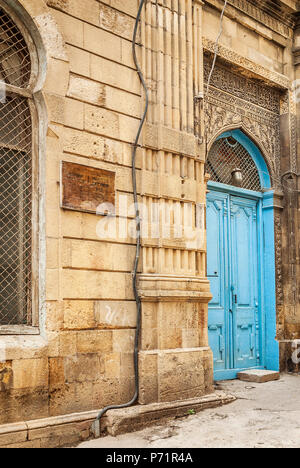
207;190;261;380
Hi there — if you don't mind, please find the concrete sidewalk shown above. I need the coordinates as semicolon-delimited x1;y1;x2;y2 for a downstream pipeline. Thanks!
77;374;300;449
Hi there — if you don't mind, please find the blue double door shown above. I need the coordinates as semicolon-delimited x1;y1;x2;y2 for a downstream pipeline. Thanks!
207;189;262;380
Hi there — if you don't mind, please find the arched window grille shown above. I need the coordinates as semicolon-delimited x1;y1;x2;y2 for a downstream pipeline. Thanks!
206;136;262;192
0;6;37;327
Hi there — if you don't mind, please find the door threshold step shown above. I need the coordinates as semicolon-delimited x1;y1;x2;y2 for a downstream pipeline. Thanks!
237;369;280;383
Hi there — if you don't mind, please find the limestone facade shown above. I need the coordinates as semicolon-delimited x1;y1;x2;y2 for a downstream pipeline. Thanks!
0;0;299;448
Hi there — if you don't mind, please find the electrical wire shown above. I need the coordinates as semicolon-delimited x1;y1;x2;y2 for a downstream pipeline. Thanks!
204;0;228;176
206;0;228;98
94;0;149;433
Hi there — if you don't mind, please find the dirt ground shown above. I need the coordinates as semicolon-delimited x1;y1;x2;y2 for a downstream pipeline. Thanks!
78;374;300;449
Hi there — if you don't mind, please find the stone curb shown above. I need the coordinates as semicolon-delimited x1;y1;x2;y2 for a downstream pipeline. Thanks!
101;392;236;437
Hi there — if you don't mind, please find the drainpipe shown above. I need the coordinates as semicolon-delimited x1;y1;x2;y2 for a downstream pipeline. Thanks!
92;0;149;438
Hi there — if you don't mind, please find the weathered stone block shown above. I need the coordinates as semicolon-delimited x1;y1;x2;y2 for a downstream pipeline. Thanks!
44;58;70;96
64;97;84;130
77;330;113;354
158;350;206;402
49;383;77;417
35;12;68;61
99;3;136;41
64;300;96;330
104;353;121;378
64;354;104;383
84;104;120;140
84;23;121;62
67;75;106;106
94;301;137;329
92;377;120;408
237;370;280;383
49;357;65;391
67;44;90;77
45;269;59;301
0;362;13;392
48;0;100;27
62;239;136;272
46;301;64;332
90;54;140;95
0;427;27;446
105;86;141;119
59;332;77;357
139;353;158;405
0;388;49;425
51;9;84;48
62;270;134;300
12;359;49;390
113;330;136;353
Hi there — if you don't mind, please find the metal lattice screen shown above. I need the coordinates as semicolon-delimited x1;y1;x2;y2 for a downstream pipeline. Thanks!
0;6;33;326
206;137;261;192
0;8;31;87
0;96;32;326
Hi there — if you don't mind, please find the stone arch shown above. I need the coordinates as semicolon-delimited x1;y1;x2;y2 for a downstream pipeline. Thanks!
1;0;69;91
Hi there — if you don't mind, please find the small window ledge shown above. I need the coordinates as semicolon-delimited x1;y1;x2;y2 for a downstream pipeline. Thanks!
0;325;40;336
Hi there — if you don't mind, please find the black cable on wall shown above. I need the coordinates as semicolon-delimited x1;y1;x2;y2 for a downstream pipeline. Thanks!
93;0;149;437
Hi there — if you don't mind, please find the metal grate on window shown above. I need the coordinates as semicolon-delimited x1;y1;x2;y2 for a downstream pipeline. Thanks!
206;137;261;192
0;7;31;88
0;95;32;325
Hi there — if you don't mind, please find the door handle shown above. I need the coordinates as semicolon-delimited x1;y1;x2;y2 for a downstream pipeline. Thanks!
231;286;237;306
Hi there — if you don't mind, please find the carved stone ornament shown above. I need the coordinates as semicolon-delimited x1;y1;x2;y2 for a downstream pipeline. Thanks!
227;0;296;34
274;213;284;307
203;38;290;90
204;57;282;187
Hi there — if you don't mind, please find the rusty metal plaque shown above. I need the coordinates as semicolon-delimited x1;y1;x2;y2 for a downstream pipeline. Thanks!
61;161;115;214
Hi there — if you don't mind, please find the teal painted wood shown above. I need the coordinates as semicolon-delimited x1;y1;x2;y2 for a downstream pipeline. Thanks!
262;192;279;371
207;191;229;372
207;190;261;379
230;195;260;370
207;129;279;381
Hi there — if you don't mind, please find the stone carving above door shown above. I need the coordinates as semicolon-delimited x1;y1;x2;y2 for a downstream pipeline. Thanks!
203;57;282;187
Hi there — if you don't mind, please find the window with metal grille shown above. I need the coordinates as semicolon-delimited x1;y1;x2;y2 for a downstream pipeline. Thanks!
206;136;262;192
0;7;35;327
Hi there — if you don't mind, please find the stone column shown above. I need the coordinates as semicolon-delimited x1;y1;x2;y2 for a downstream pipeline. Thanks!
279;13;300;371
291;13;300;370
138;0;213;404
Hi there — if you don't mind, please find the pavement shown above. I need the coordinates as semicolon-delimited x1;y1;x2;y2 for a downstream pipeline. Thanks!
77;374;300;448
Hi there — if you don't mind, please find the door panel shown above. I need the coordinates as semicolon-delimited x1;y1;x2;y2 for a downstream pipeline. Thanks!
230;196;259;369
207;190;261;378
207;192;228;371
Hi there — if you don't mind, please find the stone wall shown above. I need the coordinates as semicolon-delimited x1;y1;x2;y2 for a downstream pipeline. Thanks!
0;0;299;446
0;0;142;425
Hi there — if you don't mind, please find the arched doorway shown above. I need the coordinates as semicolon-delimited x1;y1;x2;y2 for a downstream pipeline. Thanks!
206;129;279;381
